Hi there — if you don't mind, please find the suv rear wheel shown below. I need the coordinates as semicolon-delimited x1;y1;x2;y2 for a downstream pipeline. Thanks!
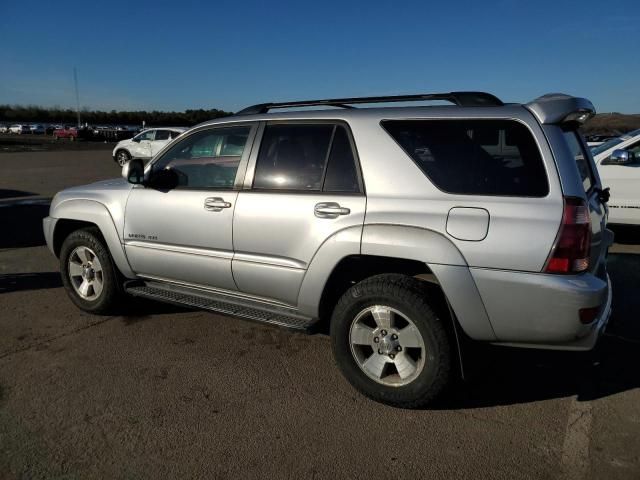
330;274;451;408
60;227;125;314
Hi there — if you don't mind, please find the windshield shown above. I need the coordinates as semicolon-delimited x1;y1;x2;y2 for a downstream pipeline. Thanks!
591;128;640;156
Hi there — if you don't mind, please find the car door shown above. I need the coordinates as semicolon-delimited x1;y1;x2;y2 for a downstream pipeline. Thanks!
131;129;155;158
232;121;366;306
597;137;640;224
124;123;258;289
150;129;172;157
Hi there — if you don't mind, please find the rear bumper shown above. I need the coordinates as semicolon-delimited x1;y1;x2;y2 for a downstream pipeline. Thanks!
471;268;612;351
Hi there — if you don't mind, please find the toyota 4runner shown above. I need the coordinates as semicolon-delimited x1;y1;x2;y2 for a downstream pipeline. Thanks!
43;91;613;408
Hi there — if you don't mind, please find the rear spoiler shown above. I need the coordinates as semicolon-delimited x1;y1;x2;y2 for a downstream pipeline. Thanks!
525;93;595;125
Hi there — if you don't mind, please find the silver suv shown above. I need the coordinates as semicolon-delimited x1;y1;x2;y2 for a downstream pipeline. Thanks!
43;91;613;408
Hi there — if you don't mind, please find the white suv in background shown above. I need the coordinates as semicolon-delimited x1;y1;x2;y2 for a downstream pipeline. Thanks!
112;127;186;166
591;128;640;225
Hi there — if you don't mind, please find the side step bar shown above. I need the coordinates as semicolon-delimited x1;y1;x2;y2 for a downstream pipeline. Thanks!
125;281;317;331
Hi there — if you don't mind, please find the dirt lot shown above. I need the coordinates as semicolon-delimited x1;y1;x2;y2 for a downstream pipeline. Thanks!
0;150;639;479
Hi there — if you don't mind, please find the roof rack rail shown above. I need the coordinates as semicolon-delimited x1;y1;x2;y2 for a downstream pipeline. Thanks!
236;91;503;115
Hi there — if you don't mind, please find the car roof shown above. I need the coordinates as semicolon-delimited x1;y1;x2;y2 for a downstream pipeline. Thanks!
193;104;531;128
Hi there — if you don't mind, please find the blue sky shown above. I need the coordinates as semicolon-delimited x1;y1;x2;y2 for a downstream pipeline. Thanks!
1;0;639;113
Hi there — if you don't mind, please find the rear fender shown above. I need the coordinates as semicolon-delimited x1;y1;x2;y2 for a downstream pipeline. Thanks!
299;224;496;341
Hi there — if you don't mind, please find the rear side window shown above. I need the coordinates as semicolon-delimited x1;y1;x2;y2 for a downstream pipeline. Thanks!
323;126;360;193
382;120;549;197
253;123;360;193
563;131;594;193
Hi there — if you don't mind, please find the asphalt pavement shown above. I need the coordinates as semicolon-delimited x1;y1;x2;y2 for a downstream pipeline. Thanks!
0;150;638;479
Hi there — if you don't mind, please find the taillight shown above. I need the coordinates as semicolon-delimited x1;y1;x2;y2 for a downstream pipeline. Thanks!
545;197;591;274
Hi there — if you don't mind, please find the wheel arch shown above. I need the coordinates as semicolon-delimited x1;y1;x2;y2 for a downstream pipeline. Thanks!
298;224;495;342
50;199;135;278
114;148;131;163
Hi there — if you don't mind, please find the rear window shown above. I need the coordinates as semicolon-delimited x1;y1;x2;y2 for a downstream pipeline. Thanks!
563;130;595;193
382;120;548;197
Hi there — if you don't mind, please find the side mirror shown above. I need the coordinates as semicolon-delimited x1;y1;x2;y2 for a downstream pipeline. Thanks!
603;149;634;165
131;136;141;143
122;158;145;184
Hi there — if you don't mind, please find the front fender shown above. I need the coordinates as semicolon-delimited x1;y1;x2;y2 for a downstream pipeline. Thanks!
48;199;135;278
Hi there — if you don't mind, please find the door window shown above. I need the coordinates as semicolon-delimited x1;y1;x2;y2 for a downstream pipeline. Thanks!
627;140;640;159
322;126;361;193
136;130;155;141
151;126;251;189
253;123;361;193
154;130;171;141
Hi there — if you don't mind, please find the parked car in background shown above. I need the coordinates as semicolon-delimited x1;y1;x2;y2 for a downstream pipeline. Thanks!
112;127;186;166
45;91;612;408
9;124;30;134
30;124;45;135
46;124;63;135
585;134;619;148
53;126;79;140
0;125;8;133
591;128;640;225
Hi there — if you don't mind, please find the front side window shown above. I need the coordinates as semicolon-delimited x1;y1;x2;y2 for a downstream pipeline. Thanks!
382;119;549;197
603;139;640;164
626;140;640;159
151;126;250;189
136;130;155;141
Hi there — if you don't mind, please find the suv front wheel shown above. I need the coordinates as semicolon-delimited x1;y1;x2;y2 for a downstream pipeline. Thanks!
115;149;131;167
60;227;125;314
330;274;451;408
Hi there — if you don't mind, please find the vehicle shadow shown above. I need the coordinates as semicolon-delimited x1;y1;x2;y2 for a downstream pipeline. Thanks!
0;202;50;248
441;252;640;409
0;272;187;318
0;189;37;199
0;272;63;293
609;225;640;245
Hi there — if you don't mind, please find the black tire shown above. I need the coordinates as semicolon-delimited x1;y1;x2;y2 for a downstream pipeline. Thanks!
330;274;452;408
115;149;131;166
60;227;126;315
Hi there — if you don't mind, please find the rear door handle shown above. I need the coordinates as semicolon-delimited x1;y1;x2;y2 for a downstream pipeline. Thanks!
204;197;232;212
314;202;350;218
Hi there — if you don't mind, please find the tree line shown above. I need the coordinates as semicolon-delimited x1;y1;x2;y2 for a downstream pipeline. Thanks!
581;113;640;135
0;105;233;126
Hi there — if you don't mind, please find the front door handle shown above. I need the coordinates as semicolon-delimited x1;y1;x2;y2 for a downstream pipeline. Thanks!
204;197;232;212
314;202;350;218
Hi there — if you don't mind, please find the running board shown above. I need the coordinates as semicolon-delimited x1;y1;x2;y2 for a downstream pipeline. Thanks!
125;281;316;331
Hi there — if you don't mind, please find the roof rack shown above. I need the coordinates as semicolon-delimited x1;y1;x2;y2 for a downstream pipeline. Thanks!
236;91;503;115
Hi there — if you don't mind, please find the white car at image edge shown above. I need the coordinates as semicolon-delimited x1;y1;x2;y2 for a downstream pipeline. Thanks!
591;128;640;226
112;127;187;166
